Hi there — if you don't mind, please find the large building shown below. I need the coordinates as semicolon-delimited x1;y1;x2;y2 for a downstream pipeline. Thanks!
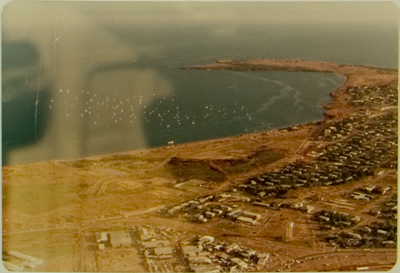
109;231;132;248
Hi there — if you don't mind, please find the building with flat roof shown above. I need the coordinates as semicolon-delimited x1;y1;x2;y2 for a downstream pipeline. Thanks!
237;216;257;225
257;253;269;266
191;264;220;273
231;258;248;269
187;251;210;258
182;245;203;254
225;243;239;253
110;231;132;248
143;240;171;249
154;247;173;256
188;256;212;264
242;211;261;220
227;209;242;219
138;227;152;241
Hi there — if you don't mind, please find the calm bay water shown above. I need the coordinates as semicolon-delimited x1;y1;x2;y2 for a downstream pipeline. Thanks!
141;69;344;147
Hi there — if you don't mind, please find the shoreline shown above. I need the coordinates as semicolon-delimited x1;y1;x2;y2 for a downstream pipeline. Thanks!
185;58;397;122
2;59;398;272
5;59;398;166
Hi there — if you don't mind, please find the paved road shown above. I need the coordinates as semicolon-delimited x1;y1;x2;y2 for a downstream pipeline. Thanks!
3;205;164;235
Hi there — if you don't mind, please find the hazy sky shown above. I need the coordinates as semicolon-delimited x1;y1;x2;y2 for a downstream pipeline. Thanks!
3;1;399;26
78;1;399;27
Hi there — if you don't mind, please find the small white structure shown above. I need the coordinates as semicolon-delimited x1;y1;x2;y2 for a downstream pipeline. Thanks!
285;222;294;241
319;215;330;222
377;230;388;236
138;227;152;241
227;209;242;219
225;243;239;253
242;211;261;220
237;216;257;225
257;253;269;266
290;201;303;209
306;205;315;213
199;236;215;244
96;232;108;243
205;212;216;219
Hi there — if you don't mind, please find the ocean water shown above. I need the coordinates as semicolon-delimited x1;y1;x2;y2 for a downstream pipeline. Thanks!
141;69;344;147
2;2;397;164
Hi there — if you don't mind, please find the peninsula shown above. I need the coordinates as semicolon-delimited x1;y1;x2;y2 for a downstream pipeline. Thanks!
3;59;397;272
